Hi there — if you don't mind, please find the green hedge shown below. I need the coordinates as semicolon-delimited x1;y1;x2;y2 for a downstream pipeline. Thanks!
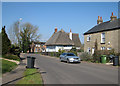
2;54;20;61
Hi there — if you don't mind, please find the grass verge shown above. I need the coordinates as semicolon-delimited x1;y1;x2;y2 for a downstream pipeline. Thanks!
1;59;17;74
2;54;20;61
16;69;43;84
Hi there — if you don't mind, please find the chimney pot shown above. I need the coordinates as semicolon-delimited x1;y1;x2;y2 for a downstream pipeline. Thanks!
97;16;103;24
98;16;100;19
70;29;71;32
55;27;57;33
110;12;117;21
112;12;113;16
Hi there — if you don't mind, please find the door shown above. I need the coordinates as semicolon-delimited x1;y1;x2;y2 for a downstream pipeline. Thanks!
92;48;95;54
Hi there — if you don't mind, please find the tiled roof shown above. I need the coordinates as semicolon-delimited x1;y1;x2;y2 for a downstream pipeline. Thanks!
84;18;120;35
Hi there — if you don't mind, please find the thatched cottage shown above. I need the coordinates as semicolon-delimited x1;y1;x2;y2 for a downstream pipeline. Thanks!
45;28;81;52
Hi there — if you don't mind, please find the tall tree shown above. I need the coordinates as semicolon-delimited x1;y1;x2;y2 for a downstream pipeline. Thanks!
20;23;41;53
2;26;11;55
9;21;41;53
8;21;20;45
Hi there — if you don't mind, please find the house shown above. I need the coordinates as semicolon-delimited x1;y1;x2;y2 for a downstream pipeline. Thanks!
30;42;46;52
84;12;120;54
45;28;81;52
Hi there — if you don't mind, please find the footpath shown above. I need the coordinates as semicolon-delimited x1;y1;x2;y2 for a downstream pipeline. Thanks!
2;53;27;85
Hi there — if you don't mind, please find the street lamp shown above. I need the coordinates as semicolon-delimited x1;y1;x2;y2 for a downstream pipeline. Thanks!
18;18;22;48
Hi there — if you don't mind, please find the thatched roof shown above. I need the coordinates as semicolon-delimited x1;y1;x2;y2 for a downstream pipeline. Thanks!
45;29;81;47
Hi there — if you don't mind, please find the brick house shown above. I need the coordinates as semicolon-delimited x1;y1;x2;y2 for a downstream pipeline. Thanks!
84;12;120;54
30;42;46;53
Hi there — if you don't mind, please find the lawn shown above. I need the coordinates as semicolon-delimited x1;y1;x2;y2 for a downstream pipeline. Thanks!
1;59;17;74
17;69;43;84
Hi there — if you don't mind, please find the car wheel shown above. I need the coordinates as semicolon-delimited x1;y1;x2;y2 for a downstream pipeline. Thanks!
60;58;63;62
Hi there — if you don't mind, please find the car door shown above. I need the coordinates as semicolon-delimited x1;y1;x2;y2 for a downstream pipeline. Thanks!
63;54;67;61
60;53;65;60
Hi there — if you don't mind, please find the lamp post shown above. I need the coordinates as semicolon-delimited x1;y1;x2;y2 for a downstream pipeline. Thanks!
18;18;22;48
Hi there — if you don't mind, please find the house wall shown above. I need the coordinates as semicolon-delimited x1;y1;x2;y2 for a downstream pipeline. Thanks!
46;45;72;52
84;29;119;54
118;29;120;53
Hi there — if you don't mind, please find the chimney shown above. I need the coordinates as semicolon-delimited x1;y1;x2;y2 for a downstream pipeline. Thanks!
69;29;72;40
97;16;103;24
54;27;57;33
110;12;117;21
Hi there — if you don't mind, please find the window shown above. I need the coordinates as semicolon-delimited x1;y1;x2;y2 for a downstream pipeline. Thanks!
107;47;112;50
101;47;105;50
87;35;91;42
101;33;105;43
67;53;75;56
87;47;91;54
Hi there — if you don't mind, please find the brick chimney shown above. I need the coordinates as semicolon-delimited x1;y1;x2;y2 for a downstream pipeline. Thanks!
54;27;57;33
69;29;72;40
110;12;117;21
97;16;103;24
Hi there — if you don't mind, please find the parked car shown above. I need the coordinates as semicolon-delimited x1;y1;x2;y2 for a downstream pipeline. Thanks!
60;53;81;63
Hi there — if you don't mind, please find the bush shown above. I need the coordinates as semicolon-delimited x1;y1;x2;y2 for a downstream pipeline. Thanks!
2;54;20;61
50;52;54;56
1;26;11;55
93;50;115;63
10;44;21;57
80;52;93;61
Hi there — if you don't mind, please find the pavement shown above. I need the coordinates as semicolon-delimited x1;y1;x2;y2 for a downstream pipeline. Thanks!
2;53;27;85
33;54;118;84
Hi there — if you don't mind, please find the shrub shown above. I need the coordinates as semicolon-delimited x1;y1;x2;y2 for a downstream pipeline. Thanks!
10;44;21;57
50;52;54;56
1;26;11;55
93;49;115;63
2;54;20;61
80;52;93;61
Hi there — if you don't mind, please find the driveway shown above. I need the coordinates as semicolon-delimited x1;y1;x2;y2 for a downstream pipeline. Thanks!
29;54;118;84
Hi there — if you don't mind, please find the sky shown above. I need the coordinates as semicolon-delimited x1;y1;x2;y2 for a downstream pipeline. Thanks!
2;2;118;43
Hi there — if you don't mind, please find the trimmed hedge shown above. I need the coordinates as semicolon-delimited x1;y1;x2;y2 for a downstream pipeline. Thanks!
2;54;20;61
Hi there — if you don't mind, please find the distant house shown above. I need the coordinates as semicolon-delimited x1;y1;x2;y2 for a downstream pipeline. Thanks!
84;12;120;54
30;42;46;53
45;28;81;52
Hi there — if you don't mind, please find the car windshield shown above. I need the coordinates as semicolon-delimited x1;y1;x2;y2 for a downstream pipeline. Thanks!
67;53;75;56
62;53;66;55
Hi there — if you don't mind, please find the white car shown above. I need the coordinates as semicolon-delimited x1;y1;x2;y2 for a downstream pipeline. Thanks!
60;53;81;63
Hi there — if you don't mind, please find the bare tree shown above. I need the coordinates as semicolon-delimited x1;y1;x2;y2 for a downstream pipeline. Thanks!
20;22;41;53
8;21;41;53
21;23;41;42
8;21;20;45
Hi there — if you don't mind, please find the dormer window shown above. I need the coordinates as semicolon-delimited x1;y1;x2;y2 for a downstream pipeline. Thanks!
87;35;91;42
101;33;105;43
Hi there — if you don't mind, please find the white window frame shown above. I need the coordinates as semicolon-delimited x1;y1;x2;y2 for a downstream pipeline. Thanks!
101;33;105;43
87;47;91;54
101;47;105;50
107;47;112;50
87;35;91;42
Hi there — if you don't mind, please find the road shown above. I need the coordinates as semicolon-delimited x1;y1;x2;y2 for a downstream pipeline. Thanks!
30;54;118;84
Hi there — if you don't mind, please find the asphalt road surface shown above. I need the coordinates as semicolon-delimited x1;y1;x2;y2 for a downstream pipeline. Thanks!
30;54;118;84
